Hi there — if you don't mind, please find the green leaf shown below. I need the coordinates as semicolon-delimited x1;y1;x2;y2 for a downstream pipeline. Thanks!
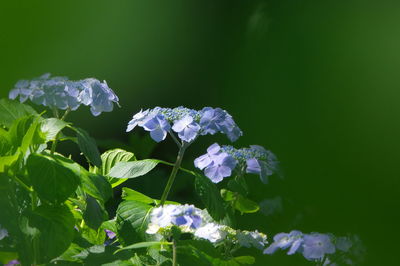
39;118;69;142
99;149;136;175
116;200;153;245
8;115;43;154
121;187;179;205
227;175;249;196
0;99;38;128
0;251;18;265
83;196;108;230
101;219;118;234
109;159;158;179
221;189;259;214
121;187;154;204
0;128;13;156
29;204;75;264
80;171;112;203
73;127;102;167
27;153;81;203
81;226;106;246
0;150;20;172
177;240;255;266
115;241;172;253
93;148;136;188
73;245;132;265
194;174;225;221
20;117;43;154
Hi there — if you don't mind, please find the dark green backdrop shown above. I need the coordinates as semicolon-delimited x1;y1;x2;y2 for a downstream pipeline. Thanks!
1;1;399;265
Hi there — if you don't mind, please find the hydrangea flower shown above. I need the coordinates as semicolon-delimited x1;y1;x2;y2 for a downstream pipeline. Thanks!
9;73;119;116
236;230;268;250
126;106;242;143
195;143;279;183
146;204;203;234
264;231;363;264
194;143;237;183
105;229;116;240
302;233;335;260
263;230;303;255
146;204;268;248
194;223;227;243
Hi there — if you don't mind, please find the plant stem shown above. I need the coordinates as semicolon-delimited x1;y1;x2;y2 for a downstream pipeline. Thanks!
172;239;177;266
159;145;186;206
50;108;70;155
13;175;33;192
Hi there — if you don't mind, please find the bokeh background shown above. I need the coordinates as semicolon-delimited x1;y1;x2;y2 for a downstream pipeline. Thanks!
1;0;399;265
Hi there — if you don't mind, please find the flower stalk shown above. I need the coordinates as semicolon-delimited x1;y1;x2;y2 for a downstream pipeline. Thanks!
159;143;187;206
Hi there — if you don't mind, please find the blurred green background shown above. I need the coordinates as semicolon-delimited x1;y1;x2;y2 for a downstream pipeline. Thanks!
1;0;399;265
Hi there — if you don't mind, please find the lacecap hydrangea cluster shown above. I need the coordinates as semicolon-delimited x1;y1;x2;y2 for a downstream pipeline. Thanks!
146;204;267;250
126;107;242;143
9;73;119;116
194;143;279;183
264;230;364;264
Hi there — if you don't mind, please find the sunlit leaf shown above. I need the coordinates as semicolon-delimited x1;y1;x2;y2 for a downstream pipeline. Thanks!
0;99;37;128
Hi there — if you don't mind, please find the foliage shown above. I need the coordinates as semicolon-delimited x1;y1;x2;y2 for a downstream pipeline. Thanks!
0;76;364;266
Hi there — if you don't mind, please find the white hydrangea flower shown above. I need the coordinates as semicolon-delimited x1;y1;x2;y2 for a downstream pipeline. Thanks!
194;223;227;243
237;230;268;250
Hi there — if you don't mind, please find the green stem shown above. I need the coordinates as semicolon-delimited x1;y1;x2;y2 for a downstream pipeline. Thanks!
12;175;33;192
159;145;186;206
172;239;177;266
156;159;196;176
50;108;70;155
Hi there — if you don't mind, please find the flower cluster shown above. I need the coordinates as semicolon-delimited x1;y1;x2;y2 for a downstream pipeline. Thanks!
194;143;279;183
146;204;267;249
9;73;119;116
146;204;203;235
126;107;242;143
264;231;364;264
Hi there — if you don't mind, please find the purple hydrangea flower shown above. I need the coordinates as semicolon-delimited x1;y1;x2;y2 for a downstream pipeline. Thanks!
142;114;171;142
172;205;202;229
126;109;150;132
79;79;119;116
195;143;279;183
264;230;303;255
172;115;201;142
147;204;204;234
199;107;242;141
204;153;237;183
9;74;119;116
302;233;335;260
194;143;237;183
126;106;242;144
194;143;221;170
105;229;116;240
